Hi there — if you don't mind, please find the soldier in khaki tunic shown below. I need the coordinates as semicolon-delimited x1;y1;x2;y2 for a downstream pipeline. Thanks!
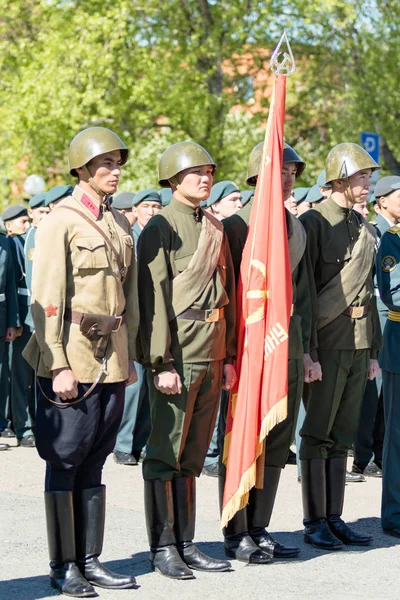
299;143;381;550
220;143;316;564
137;142;236;580
24;127;138;597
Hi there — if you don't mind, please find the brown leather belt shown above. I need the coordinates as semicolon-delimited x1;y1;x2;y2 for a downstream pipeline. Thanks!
64;308;126;332
177;308;225;323
343;305;371;319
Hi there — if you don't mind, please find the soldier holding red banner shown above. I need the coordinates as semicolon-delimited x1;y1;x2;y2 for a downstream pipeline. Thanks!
220;141;318;564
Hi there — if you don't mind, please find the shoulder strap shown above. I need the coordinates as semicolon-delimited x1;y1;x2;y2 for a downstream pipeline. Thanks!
59;205;123;274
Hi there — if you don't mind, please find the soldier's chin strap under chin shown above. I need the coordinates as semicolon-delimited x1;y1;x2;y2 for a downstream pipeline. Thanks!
169;177;199;206
83;165;111;207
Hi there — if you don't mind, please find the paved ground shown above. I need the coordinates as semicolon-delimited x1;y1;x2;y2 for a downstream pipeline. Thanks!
0;441;396;600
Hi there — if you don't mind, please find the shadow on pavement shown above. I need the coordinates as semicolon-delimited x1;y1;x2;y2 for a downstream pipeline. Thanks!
1;523;397;598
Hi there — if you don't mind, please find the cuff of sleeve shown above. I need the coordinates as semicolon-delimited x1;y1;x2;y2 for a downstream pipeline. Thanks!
224;357;234;365
370;348;378;360
310;348;319;363
303;342;310;354
42;344;69;373
151;361;175;374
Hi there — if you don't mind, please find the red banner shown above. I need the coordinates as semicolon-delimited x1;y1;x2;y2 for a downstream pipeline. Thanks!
221;75;292;527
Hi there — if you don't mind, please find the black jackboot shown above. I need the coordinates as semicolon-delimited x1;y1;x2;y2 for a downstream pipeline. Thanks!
144;479;194;579
172;477;231;572
248;466;300;558
75;486;138;589
326;457;372;546
219;474;271;564
301;459;343;550
44;491;97;598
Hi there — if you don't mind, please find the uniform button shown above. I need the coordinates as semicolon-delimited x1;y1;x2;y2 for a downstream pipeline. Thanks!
336;258;340;263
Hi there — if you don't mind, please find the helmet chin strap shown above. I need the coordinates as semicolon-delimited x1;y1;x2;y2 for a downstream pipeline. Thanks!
170;177;199;205
83;165;110;204
342;177;356;206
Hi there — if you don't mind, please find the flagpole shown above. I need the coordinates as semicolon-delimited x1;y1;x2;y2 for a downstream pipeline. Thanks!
220;32;296;529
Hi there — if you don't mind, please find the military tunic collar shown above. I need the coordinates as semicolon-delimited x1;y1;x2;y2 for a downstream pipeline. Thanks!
326;197;353;217
75;185;109;219
170;197;201;216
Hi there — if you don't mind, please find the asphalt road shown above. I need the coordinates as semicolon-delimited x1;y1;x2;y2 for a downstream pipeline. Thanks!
0;441;396;600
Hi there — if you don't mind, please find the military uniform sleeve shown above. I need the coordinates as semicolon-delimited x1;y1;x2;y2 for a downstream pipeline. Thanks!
299;213;321;361
137;218;175;372
294;251;312;354
31;215;69;372
223;215;248;286
5;238;19;328
222;235;236;363
377;231;400;311
123;248;139;361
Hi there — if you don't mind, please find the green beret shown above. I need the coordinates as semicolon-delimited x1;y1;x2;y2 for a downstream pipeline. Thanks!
317;170;332;189
45;185;73;207
240;190;254;206
112;192;135;209
207;181;240;207
2;205;28;222
133;189;161;206
159;188;172;206
306;184;324;204
29;192;47;209
293;187;310;203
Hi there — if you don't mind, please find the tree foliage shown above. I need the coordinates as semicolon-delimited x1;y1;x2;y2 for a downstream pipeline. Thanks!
0;0;398;202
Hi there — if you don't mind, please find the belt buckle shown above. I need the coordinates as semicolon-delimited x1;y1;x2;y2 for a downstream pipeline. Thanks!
112;316;123;332
205;309;219;323
351;306;364;319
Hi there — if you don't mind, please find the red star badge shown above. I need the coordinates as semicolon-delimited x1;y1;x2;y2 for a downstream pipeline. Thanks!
44;304;58;317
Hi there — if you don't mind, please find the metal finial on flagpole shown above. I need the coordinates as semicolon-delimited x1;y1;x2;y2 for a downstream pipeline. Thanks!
270;31;295;75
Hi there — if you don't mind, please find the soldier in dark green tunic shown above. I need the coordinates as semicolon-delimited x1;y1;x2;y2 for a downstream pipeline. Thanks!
299;142;381;550
0;231;20;449
219;142;316;564
137;141;236;580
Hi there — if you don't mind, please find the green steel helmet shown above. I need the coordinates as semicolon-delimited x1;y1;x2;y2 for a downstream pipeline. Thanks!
158;141;216;188
68;127;129;177
325;142;380;184
246;142;306;186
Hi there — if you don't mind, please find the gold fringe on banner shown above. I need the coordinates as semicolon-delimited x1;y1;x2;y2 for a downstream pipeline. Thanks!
220;394;288;529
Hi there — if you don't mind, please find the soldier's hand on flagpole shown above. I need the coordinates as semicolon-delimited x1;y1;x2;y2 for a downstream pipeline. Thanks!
222;364;237;391
154;369;183;395
368;359;380;381
125;360;138;387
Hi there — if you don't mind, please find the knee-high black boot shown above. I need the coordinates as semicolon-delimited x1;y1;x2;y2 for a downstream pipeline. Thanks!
326;457;372;546
219;474;271;564
301;459;343;550
144;479;194;579
44;491;97;598
75;485;138;589
248;466;300;558
172;476;231;572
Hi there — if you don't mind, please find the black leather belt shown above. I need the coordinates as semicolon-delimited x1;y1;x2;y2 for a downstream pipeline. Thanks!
177;308;225;322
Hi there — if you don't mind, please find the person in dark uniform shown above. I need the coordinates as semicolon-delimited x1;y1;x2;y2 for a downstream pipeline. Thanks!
43;185;74;212
0;227;20;449
299;143;381;550
112;192;136;228
113;189;161;466
2;205;36;447
137;141;236;580
352;177;400;479
23;127;139;597
219;142;316;564
377;178;400;536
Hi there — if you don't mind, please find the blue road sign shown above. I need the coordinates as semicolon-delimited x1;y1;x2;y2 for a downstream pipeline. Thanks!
360;132;380;164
